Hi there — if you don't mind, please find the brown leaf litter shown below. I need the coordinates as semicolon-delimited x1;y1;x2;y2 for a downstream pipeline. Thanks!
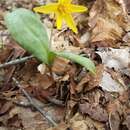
89;0;130;47
0;0;130;130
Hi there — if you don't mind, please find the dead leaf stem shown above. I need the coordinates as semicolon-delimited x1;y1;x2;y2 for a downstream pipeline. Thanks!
0;55;33;69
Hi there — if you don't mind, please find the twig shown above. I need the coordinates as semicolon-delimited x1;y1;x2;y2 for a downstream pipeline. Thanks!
13;100;52;109
0;55;34;69
47;96;65;107
12;77;57;127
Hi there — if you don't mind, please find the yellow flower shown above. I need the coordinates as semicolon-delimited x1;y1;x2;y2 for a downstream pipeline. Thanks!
33;0;87;33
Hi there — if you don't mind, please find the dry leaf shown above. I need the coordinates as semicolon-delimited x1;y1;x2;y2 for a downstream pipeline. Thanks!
100;70;127;92
89;0;130;47
124;0;130;12
52;57;69;75
79;32;90;45
122;32;130;43
30;74;54;90
106;98;126;130
51;34;81;54
65;100;78;121
9;106;49;130
96;48;130;71
75;65;103;92
0;48;12;63
69;113;105;130
46;122;68;130
0;101;12;116
109;111;120;130
123;115;130;129
79;102;108;122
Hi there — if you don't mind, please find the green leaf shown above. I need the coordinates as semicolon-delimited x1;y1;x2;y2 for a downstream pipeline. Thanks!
4;8;54;65
57;52;96;74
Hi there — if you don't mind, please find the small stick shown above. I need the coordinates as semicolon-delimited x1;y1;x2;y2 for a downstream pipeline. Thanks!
47;96;65;107
0;55;34;69
12;77;57;127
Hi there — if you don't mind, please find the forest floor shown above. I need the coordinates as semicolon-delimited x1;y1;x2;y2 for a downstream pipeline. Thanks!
0;0;130;130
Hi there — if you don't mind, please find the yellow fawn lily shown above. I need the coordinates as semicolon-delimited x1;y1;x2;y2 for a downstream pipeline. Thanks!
33;0;87;33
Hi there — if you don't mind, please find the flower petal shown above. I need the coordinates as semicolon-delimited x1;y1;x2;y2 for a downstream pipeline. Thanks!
69;5;88;13
56;12;63;30
64;14;77;33
58;0;72;4
33;4;58;14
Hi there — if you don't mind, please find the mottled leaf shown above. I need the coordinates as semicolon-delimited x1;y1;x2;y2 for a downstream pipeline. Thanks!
5;8;55;65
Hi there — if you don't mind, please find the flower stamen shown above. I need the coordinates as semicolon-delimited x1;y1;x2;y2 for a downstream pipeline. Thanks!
58;4;68;14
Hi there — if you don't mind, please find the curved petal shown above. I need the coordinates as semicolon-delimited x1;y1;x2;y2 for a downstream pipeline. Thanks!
69;5;88;13
64;14;77;33
33;4;58;14
56;12;63;30
58;0;72;4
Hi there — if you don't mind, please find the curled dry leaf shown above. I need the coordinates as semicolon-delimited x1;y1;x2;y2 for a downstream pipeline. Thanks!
52;57;69;75
109;111;120;130
79;102;108;122
106;89;130;129
89;0;130;47
122;32;130;46
100;70;127;92
106;98;126;130
75;64;103;93
69;113;105;130
81;88;112;106
65;100;78;121
123;115;130;129
86;65;103;91
97;47;130;77
30;74;54;90
96;48;130;71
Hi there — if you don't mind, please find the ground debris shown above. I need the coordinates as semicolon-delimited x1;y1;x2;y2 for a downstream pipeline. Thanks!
0;0;130;130
89;0;130;47
79;102;108;122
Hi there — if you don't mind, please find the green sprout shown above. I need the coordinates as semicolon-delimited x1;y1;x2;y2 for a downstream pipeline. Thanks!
4;8;96;74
